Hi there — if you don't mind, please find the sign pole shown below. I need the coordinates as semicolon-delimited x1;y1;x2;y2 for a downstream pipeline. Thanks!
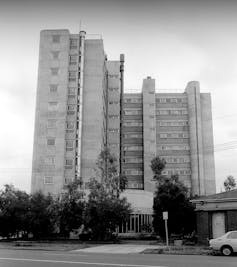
165;218;169;247
163;211;169;248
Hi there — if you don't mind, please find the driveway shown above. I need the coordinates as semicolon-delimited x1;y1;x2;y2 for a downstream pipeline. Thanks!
74;244;162;254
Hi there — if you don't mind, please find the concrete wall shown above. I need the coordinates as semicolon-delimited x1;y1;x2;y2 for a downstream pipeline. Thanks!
186;81;216;196
31;30;70;194
200;93;216;195
142;77;157;192
186;81;205;196
80;39;107;184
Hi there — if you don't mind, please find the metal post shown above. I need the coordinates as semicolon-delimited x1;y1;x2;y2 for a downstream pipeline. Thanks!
165;219;169;248
119;54;124;178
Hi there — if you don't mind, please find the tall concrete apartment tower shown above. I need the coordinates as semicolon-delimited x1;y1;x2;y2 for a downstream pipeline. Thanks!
32;29;216;233
122;78;216;196
32;29;122;194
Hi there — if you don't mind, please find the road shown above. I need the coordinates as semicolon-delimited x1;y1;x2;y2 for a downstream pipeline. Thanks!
0;249;236;267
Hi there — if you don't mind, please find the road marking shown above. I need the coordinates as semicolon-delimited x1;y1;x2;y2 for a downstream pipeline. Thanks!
46;253;88;257
0;257;167;267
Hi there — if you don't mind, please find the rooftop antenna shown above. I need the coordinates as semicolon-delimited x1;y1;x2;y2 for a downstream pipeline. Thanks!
79;20;82;32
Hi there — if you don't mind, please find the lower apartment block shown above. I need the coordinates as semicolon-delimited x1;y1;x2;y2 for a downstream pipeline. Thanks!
31;29;216;235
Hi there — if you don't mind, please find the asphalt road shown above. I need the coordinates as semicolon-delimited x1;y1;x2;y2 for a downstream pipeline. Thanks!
0;249;236;267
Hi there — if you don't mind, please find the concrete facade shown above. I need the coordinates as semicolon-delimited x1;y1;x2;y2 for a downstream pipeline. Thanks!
32;30;216;230
32;30;109;193
122;79;216;196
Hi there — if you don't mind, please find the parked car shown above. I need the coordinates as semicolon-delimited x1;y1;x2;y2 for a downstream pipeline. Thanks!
209;231;237;256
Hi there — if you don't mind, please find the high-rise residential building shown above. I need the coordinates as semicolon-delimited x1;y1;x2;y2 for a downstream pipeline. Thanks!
32;29;216;234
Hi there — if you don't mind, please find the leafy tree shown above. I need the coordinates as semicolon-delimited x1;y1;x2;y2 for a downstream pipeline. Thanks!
95;148;127;197
153;176;196;238
51;180;85;237
224;175;236;191
150;156;166;184
28;192;55;239
0;185;30;238
84;179;131;240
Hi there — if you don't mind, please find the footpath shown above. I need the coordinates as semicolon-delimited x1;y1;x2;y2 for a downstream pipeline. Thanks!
0;240;212;255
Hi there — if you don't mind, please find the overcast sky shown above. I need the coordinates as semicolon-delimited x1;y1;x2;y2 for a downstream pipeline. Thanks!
0;0;237;193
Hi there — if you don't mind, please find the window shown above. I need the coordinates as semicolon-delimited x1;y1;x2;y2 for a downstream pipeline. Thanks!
67;105;76;111
64;177;73;185
48;102;58;111
124;146;143;151
124;110;142;115
68;95;76;105
124;133;143;138
66;140;74;151
109;87;119;91
47;119;56;128
68;87;76;95
45;156;55;165
69;55;77;65
158;98;166;103
158;120;189;127
170;98;178;103
159;132;188;139
227;232;237;239
124;121;143;126
65;159;73;169
68;71;76;82
108;74;119;78
108;128;119;133
49;84;58;92
67;105;76;115
44;176;53;184
51;68;59;75
124;169;143;175
124;157;143;163
157;145;190;151
157;110;169;115
51;51;59;59
108;115;119;119
47;138;55;146
70;39;78;49
52;35;60;43
66;121;74;130
109;143;119;148
170;110;180;115
159;133;167;138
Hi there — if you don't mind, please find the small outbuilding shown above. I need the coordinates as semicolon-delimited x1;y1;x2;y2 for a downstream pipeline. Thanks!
191;190;237;244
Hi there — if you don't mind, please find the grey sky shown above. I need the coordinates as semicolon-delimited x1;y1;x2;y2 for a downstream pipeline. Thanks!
0;0;237;192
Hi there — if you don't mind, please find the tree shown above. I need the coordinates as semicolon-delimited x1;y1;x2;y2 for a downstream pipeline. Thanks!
84;179;131;240
153;176;196;238
52;180;85;237
95;148;127;197
28;192;55;239
224;175;236;191
150;156;166;184
0;185;30;238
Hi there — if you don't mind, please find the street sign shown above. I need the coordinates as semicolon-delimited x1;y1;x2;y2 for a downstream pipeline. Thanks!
163;211;168;220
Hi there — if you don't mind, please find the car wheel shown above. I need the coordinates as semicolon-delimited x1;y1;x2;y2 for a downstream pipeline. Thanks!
221;245;233;256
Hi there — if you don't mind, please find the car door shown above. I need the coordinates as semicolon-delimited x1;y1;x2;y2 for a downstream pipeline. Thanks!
226;232;237;252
